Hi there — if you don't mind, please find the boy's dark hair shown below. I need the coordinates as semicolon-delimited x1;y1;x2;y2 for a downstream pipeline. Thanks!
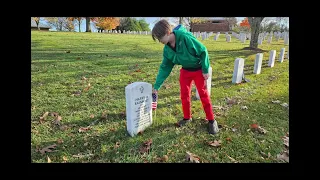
151;19;172;41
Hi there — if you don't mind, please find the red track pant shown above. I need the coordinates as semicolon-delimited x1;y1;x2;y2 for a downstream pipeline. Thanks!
179;68;214;120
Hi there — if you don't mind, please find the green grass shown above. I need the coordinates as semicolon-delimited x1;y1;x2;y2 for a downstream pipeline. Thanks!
31;31;289;163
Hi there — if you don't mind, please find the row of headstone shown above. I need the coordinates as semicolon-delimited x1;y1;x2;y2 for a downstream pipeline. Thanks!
104;30;151;35
232;47;288;83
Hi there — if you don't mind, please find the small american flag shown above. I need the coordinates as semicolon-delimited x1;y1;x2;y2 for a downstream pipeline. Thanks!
152;93;158;110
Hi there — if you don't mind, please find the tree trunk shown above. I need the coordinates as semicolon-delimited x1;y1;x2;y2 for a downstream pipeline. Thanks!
86;17;91;32
79;22;81;32
248;17;264;49
179;17;183;24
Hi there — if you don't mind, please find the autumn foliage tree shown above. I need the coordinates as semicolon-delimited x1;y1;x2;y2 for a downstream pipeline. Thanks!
92;17;120;32
68;17;84;32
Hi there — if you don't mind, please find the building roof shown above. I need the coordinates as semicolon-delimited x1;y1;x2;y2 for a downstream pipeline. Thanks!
31;18;51;29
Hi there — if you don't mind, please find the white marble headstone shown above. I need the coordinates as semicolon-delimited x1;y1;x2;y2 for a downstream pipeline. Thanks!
268;50;276;67
279;48;285;63
254;53;263;74
232;58;245;84
125;82;153;137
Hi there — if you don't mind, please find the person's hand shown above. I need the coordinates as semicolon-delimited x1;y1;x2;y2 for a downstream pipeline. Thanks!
203;73;209;80
152;89;158;94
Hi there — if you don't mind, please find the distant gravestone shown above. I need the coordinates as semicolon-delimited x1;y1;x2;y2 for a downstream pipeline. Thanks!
196;67;212;100
268;50;276;67
232;58;245;84
125;82;153;137
214;34;218;41
284;35;289;45
268;36;272;44
279;48;285;63
254;53;263;74
258;37;263;45
226;35;231;42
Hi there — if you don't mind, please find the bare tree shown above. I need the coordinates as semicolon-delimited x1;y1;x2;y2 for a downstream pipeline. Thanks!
224;17;237;31
32;17;41;30
248;17;265;49
44;17;74;31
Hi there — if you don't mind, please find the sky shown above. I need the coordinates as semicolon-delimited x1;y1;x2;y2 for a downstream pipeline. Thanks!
43;17;247;32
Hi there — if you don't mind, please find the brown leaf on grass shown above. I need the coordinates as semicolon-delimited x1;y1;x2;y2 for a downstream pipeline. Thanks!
73;90;81;96
226;98;237;105
250;124;259;129
100;110;107;120
277;151;289;162
186;151;201;163
226;154;238;163
59;125;68;131
208;140;222;147
39;144;57;155
114;142;120;149
216;112;221;116
57;138;64;144
139;139;152;154
257;126;267;134
226;137;232;142
78;127;91;133
81;76;87;80
54;115;62;125
47;156;51;163
39;112;49;123
62;156;68;162
83;83;92;92
282;135;289;148
135;69;141;72
90;114;95;119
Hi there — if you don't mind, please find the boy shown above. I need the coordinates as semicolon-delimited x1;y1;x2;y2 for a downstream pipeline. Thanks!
151;19;219;134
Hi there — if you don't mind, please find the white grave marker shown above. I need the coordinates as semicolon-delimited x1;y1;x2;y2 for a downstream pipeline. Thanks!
268;50;276;67
125;82;153;137
232;58;245;84
254;53;263;74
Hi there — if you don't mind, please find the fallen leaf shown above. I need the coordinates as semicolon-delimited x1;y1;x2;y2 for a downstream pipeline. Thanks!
100;110;107;120
81;76;87;80
240;106;248;110
39;112;49;123
283;136;289;148
84;142;89;146
232;128;237;132
280;103;289;108
83;83;91;92
78;127;91;133
114;142;120;149
226;154;238;163
277;152;289;162
57;138;64;144
251;124;259;129
272;100;281;104
139;139;152;154
54;115;62;125
257;126;267;134
39;144;57;155
73;90;81;96
226;137;232;142
47;156;51;163
59;125;68;131
226;98;237;105
90;114;95;118
161;155;168;162
62;156;68;162
208;140;222;147
186;151;201;163
216;112;221;116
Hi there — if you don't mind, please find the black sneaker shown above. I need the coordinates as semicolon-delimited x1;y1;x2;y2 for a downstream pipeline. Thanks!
208;120;219;134
176;118;192;127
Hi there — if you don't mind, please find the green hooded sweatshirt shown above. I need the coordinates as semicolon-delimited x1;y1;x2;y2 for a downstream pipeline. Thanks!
153;25;210;90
